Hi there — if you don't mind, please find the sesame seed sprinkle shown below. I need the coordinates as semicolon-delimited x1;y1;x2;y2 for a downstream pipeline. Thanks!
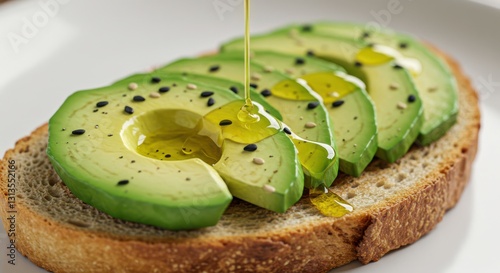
263;66;274;73
207;97;215;107
117;180;129;186
128;83;138;90
244;144;258;152
283;127;292;135
260;89;272;97
263;184;276;193
96;101;109;107
151;77;161;83
307;101;320;109
229;86;239;94
219;119;233;126
397;102;407;109
187;83;197;90
389;83;399;90
209;65;220;72
408;94;417;103
124;106;134;114
72;129;86;135
133;95;146;102
200;91;215;97
253;157;265;165
305;122;317;128
251;73;262;81
332;100;345;108
149;92;161;98
159;86;171;93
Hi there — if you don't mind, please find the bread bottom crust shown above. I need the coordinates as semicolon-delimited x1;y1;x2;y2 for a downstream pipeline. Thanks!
0;48;480;273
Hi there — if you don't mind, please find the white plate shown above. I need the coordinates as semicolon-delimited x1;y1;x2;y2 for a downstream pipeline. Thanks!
1;0;499;272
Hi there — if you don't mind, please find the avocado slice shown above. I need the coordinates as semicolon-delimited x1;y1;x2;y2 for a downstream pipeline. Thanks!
294;22;458;145
114;72;283;121
48;74;304;229
156;54;339;187
246;51;377;176
222;30;423;163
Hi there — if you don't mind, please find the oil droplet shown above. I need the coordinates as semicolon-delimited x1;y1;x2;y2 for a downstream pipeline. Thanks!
309;185;353;217
356;44;421;76
205;100;280;144
270;79;317;101
301;72;362;104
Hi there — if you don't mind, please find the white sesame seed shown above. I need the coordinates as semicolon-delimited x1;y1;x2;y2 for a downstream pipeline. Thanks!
187;83;197;90
288;29;299;38
397;102;407;109
305;122;317;128
285;68;295;75
428;86;438;92
263;184;276;193
329;92;340;97
251;73;262;81
149;92;161;98
389;83;399;90
253;157;265;165
264;66;274;73
128;82;138;90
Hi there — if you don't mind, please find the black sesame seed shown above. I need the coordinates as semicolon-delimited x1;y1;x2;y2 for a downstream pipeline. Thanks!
200;91;215;97
151;77;161;83
219;119;233;126
399;42;408;49
93;109;99;113
71;129;86;135
124;106;134;114
249;83;258;89
332;100;345;108
302;25;313;32
295;57;306;65
362;32;370;39
408;94;416;103
209;65;220;72
96;101;109;107
307;101;320;109
133;95;146;102
306;50;315;57
207;97;215;107
283;127;292;135
229;86;239;94
117;180;129;186
243;144;258;152
165;154;171;158
260;89;272;97
354;61;363;67
159;86;170;93
393;64;403;69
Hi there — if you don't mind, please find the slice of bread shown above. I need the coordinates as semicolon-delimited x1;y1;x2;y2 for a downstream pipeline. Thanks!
0;46;480;273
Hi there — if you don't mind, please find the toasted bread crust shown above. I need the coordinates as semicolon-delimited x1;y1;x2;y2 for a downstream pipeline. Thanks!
0;48;480;273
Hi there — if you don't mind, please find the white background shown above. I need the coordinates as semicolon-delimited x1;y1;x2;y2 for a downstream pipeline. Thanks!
0;0;499;272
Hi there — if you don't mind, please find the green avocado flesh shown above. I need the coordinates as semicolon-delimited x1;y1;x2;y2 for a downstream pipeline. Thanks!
47;22;456;230
47;74;304;229
157;54;339;187
222;30;423;163
246;51;378;176
294;22;458;145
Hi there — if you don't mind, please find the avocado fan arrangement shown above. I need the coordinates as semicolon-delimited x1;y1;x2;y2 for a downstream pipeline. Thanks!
47;22;458;230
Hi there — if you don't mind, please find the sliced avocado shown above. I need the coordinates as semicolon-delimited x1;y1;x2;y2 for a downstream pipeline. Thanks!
156;54;339;187
119;72;283;121
222;30;423;163
48;74;304;229
247;50;377;176
295;22;458;145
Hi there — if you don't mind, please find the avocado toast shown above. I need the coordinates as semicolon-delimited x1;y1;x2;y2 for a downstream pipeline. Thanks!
0;22;480;273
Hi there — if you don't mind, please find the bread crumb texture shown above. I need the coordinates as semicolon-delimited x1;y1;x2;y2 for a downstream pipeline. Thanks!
0;49;480;273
